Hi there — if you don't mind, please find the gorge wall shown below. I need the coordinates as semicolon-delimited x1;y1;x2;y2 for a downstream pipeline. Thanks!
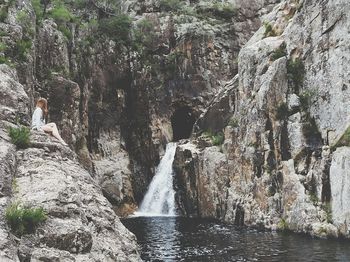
1;0;281;216
0;0;280;260
173;0;350;239
1;0;349;260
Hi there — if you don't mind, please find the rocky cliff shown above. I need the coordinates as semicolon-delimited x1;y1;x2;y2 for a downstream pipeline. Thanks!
0;64;140;261
1;0;276;259
1;1;349;260
173;0;350;238
1;0;281;215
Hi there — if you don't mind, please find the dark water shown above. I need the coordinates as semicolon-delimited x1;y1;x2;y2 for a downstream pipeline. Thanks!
122;217;350;262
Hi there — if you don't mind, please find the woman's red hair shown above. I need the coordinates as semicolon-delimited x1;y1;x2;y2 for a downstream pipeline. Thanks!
36;98;48;117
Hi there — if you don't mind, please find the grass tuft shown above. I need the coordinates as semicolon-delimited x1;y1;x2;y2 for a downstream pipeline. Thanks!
287;58;305;94
270;43;287;61
203;131;225;146
8;126;31;149
5;202;47;236
278;218;289;231
263;22;277;38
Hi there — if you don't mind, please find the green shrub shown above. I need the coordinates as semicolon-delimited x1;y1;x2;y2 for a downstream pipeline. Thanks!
0;55;12;66
203;130;224;145
297;1;304;12
0;41;7;52
17;11;35;36
212;132;224;145
32;0;44;24
276;102;289;120
322;202;333;224
5;202;47;236
180;6;196;17
278;218;289;231
263;22;277;38
0;31;9;37
8;126;31;149
133;18;156;52
49;5;73;24
14;39;32;61
196;2;236;21
47;1;75;40
0;7;8;22
0;0;16;23
14;11;34;61
98;14;132;46
0;55;8;64
8;0;16;5
287;58;305;93
202;130;214;138
214;2;236;17
58;24;72;40
271;43;286;61
159;0;183;12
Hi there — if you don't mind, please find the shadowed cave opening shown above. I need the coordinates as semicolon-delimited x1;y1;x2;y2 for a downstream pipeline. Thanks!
171;106;196;141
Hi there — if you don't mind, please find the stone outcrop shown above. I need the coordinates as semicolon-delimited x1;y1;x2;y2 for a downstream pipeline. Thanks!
14;133;140;261
1;0;282;212
173;0;350;239
0;136;18;261
0;64;140;261
330;147;350;236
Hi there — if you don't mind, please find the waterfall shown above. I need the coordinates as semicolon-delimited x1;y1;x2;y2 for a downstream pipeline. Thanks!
134;142;177;217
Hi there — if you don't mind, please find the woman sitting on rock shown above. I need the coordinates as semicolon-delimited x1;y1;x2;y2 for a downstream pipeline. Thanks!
31;98;68;146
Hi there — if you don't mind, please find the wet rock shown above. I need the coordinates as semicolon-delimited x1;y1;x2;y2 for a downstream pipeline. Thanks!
174;142;229;219
173;0;350;239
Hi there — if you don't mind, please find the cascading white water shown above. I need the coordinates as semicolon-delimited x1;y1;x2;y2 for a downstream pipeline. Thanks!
135;142;177;217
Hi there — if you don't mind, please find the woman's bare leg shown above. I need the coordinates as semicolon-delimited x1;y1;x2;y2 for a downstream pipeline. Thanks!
42;123;67;145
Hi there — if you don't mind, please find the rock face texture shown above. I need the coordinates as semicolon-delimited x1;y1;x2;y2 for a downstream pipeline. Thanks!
0;65;140;261
15;134;140;261
330;147;350;236
1;0;349;256
1;0;282;214
173;0;350;238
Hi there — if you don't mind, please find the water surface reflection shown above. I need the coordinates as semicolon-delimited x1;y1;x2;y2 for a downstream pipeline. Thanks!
122;217;350;261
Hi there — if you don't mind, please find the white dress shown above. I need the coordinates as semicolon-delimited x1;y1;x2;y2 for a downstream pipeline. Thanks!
31;107;46;131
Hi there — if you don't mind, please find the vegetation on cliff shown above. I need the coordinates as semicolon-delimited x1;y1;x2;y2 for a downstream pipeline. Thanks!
5;202;47;236
8;126;31;149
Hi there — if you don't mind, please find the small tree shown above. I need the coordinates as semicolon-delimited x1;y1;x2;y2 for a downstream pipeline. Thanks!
8;126;31;149
98;14;132;46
